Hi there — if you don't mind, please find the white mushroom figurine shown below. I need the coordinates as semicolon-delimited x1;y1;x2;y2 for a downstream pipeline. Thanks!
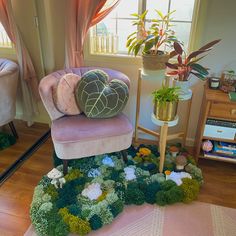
47;168;66;189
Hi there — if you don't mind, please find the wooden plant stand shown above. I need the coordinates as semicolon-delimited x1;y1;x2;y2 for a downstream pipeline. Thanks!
134;69;193;172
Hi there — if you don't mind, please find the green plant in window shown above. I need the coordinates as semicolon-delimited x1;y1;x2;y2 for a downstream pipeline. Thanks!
126;10;178;56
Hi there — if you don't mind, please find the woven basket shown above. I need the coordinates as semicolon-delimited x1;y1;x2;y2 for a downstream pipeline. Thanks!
142;53;169;71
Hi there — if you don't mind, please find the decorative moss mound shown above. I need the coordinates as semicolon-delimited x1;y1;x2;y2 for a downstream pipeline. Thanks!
31;144;203;236
0;132;16;150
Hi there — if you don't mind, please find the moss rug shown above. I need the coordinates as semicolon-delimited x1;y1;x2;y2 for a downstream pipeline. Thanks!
30;144;203;236
0;132;16;151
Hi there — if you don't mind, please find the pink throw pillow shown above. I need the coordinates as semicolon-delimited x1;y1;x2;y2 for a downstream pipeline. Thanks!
53;73;81;115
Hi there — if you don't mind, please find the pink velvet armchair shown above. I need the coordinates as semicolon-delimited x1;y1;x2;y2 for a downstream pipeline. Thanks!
39;67;133;174
0;58;19;138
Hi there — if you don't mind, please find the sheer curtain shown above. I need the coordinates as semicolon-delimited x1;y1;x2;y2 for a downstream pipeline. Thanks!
65;0;120;68
0;0;39;122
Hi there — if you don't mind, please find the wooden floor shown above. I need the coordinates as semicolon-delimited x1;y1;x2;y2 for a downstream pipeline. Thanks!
0;122;236;235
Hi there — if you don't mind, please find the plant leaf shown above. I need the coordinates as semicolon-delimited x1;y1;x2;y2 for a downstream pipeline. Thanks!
190;71;207;80
198;39;221;51
166;62;178;69
191;63;209;75
173;42;183;55
177;55;182;65
187;49;211;61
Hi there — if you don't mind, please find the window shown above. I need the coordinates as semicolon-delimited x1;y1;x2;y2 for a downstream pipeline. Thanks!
90;0;196;55
0;23;13;48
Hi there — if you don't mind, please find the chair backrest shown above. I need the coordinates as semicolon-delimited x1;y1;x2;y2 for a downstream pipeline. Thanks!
39;67;130;121
0;58;19;126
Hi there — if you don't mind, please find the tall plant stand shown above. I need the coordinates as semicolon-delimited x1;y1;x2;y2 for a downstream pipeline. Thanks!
151;114;179;173
134;69;193;172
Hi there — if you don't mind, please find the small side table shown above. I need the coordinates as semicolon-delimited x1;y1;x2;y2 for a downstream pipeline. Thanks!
151;114;179;173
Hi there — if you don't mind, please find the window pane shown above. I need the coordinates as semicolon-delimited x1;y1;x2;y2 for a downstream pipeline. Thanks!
170;0;195;21
0;23;12;48
146;0;169;19
171;22;192;49
103;0;139;19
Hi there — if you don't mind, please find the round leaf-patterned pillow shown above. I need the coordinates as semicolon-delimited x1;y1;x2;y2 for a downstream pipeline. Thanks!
75;70;129;118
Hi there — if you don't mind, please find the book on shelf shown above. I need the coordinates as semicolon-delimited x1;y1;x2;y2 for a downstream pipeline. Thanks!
204;151;236;159
213;141;236;155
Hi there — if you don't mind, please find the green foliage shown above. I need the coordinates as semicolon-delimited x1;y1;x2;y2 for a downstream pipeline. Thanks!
89;214;103;230
109;200;124;217
127;10;177;56
152;86;179;104
160;180;177;191
185;163;203;185
186;156;197;165
125;183;145;205
156;191;168;206
44;185;58;201
59;208;91;235
144;182;161;204
166;40;221;81
65;169;82;181
0;132;16;150
180;178;200;203
68;204;82;217
156;185;183;206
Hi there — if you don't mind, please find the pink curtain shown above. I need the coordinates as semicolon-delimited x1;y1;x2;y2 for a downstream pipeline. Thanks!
0;0;39;121
65;0;120;68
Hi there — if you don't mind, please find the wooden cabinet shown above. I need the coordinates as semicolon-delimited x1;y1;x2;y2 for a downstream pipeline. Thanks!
195;84;236;163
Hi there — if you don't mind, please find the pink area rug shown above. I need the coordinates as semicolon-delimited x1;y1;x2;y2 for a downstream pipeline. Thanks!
25;202;236;236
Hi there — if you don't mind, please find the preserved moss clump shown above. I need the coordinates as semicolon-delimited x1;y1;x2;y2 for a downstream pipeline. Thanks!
59;208;91;235
180;178;200;203
125;183;145;205
89;214;103;230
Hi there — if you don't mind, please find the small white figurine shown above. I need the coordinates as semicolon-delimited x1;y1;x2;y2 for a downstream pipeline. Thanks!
82;183;102;200
166;171;192;186
47;168;66;189
124;167;136;181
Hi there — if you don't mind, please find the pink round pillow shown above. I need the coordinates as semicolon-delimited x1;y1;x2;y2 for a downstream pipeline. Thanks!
53;73;81;115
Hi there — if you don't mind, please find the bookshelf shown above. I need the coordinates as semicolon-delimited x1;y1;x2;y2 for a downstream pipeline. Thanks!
195;84;236;163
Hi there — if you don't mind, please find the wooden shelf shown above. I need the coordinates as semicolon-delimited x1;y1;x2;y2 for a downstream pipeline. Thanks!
202;136;236;144
199;154;236;164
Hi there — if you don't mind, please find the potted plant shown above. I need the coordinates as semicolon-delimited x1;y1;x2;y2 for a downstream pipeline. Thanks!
152;86;180;121
165;40;221;97
126;10;178;71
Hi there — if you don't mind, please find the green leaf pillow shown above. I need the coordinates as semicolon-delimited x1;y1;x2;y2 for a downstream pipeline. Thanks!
75;70;129;118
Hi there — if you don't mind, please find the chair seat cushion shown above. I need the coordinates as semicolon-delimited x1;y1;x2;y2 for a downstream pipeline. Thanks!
52;113;132;143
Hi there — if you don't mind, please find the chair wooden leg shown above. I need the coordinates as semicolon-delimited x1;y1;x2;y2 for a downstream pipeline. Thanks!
121;150;128;163
9;121;18;139
63;160;68;175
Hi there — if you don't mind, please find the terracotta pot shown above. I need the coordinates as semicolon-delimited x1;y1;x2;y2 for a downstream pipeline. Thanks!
142;53;169;71
154;100;178;121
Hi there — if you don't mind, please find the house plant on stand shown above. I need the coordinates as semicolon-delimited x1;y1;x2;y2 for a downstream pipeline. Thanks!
165;40;221;99
126;10;178;72
152;85;180;121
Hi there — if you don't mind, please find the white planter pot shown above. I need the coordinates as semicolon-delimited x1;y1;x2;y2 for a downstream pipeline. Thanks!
175;80;192;100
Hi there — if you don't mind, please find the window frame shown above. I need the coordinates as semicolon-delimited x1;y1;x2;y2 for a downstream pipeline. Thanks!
84;0;201;63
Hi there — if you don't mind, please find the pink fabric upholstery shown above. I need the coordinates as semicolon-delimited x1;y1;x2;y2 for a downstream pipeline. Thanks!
39;67;133;160
52;114;132;143
0;58;19;126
